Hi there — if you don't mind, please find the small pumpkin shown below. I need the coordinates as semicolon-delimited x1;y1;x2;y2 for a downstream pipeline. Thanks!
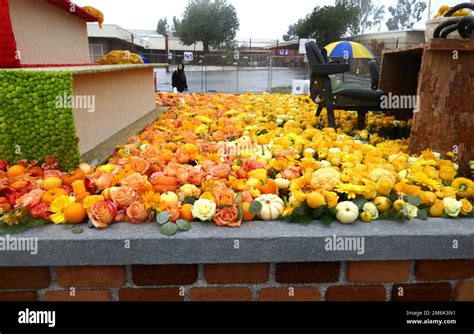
257;180;277;195
255;194;284;221
152;176;178;193
335;201;359;224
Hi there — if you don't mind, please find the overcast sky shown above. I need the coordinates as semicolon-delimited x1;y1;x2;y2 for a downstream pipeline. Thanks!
74;0;461;39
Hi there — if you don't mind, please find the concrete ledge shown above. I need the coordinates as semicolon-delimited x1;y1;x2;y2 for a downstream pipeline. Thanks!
19;64;168;75
0;218;473;266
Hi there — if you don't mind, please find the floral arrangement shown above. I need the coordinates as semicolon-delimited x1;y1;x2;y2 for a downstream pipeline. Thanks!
0;93;472;236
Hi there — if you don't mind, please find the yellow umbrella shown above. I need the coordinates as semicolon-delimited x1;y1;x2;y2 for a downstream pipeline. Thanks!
324;41;375;59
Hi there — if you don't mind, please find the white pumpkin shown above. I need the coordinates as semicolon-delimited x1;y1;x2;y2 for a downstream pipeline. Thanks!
335;201;359;224
255;194;285;221
274;178;290;190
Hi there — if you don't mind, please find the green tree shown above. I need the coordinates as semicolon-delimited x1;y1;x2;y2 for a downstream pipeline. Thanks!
294;4;361;47
386;0;427;31
156;18;169;35
283;19;304;41
357;0;386;34
176;0;239;54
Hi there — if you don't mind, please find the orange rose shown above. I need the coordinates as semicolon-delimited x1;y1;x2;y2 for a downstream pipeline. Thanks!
281;167;300;180
175;148;190;164
213;187;235;208
126;201;150;224
130;157;150;174
95;172;116;190
111;186;137;207
89;201;117;229
212;131;225;141
165;202;181;222
213;207;242;228
211;163;231;179
16;189;45;210
121;173;146;192
187;168;205;186
140;145;162;164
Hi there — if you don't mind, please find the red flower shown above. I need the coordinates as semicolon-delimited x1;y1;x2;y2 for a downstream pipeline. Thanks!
29;203;52;220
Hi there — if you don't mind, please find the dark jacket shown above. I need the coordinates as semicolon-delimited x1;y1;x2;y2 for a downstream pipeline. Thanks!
172;66;188;92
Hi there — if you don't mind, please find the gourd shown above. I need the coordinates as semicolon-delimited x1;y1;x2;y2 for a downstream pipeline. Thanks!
153;176;178;193
335;201;359;224
255;194;285;221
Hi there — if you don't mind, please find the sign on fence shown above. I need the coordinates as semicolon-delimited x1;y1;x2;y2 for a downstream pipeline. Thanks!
299;38;316;54
184;52;194;62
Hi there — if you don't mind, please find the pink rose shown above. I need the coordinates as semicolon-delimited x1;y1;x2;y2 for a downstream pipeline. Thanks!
281;167;300;180
126;201;150;224
211;163;231;179
16;189;45;210
111;186;137;207
89;201;117;229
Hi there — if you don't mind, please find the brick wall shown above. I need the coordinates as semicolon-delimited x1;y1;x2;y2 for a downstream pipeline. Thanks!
0;260;473;301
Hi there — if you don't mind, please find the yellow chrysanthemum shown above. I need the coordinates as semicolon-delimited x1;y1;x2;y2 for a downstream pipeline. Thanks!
50;196;76;225
142;191;161;210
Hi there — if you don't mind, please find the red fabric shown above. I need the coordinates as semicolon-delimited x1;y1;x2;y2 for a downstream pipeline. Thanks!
0;0;20;68
46;0;100;22
21;63;96;68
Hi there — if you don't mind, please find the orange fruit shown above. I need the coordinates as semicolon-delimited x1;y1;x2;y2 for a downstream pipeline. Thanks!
41;188;69;203
7;165;26;178
64;203;87;224
307;192;326;209
421;191;437;207
180;204;194;222
241;202;255;221
42;177;63;191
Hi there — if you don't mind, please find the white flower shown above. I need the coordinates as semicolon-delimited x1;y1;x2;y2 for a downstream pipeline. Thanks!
320;160;332;168
192;199;216;221
443;198;462;218
403;203;418;219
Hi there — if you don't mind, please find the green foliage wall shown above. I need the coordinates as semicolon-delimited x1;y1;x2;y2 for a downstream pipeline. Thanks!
0;70;80;170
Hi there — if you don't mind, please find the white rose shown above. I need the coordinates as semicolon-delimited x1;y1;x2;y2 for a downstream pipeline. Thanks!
443;198;462;218
403;203;418;219
362;202;379;220
191;199;217;222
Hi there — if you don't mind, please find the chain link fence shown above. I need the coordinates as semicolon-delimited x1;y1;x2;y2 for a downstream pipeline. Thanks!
155;54;310;94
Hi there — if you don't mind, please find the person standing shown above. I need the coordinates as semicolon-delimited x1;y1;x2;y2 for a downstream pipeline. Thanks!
172;63;188;93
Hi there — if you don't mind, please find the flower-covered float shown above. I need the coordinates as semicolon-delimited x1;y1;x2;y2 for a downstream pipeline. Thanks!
0;93;473;236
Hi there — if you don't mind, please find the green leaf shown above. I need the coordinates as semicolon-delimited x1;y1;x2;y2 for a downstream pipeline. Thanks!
236;154;242;167
161;222;178;236
249;201;263;215
407;194;421;207
176;219;191;231
237;205;244;221
417;208;428;220
63;224;74;231
156;211;171;225
71;226;84;234
352;197;368;210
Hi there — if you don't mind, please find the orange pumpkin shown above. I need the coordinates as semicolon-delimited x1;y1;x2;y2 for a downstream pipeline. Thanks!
41;188;69;203
257;180;277;195
153;176;178;193
28;166;44;178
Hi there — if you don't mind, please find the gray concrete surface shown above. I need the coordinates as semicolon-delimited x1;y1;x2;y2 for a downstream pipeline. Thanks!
0;218;473;266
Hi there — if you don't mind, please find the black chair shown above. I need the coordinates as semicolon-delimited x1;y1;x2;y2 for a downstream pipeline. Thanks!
306;41;384;129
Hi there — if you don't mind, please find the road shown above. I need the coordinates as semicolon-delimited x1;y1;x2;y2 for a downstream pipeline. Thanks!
155;69;371;94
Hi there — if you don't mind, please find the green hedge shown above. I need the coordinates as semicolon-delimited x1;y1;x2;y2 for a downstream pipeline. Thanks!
0;70;80;170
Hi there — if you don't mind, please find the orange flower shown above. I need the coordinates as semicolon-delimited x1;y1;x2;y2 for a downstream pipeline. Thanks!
165;202;181;222
16;189;45;210
281;167;300;180
213;207;242;228
94;172;116;190
89;201;117;229
121;173;147;192
212;130;225;141
211;163;231;179
126;201;150;224
111;186;137;207
130;157;150;174
175;148;191;164
213;187;235;208
140;145;162;164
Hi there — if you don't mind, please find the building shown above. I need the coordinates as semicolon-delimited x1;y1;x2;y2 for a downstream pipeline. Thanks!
349;29;426;56
87;24;204;63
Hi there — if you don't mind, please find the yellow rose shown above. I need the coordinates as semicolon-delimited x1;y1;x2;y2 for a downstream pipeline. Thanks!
191;199;217;222
460;199;473;216
443;198;462;218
